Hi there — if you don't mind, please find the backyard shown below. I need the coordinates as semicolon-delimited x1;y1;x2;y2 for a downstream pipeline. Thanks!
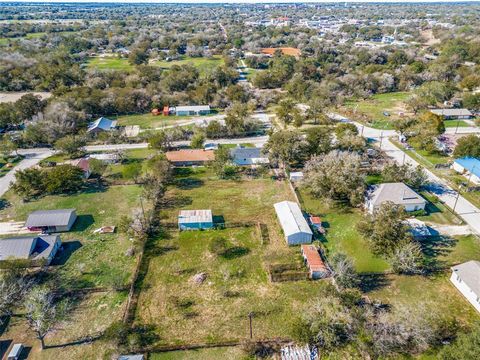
150;55;224;75
113;112;196;129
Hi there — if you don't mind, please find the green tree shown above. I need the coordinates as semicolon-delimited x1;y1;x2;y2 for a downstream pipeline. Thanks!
305;127;333;156
357;202;412;256
190;130;206;149
15;94;44;120
54;135;86;159
389;242;424;275
211;146;236;179
275;98;299;129
224;102;249;136
263;130;307;168
12;168;47;200
44;165;84;194
335;123;359;138
381;163;428;190
439;322;480;360
148;131;171;151
453;134;480;158
122;162;142;183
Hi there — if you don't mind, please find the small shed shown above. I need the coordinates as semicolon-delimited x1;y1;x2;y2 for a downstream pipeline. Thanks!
25;209;77;232
178;210;214;230
301;245;329;279
289;172;304;182
274;201;312;245
7;343;24;360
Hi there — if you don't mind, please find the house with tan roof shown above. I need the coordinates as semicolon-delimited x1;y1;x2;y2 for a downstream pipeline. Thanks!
165;149;215;166
260;47;301;58
366;182;426;213
301;245;329;279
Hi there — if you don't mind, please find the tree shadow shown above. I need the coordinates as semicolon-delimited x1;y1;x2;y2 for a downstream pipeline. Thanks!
424;201;442;215
175;177;204;190
174;167;193;177
358;273;391;293
19;346;32;360
71;215;95;232
160;195;192;209
221;246;250;260
213;215;225;226
0;317;10;337
0;199;10;211
419;235;457;273
50;241;82;266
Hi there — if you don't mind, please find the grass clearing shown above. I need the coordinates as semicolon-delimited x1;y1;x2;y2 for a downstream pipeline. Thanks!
151;55;224;75
114;113;195;129
150;347;245;360
86;56;134;72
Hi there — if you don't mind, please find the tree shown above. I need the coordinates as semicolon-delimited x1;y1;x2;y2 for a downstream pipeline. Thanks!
224;102;249;136
330;253;359;289
148;131;171;152
128;48;148;65
357;202;412;256
54;135;86;159
263;130;307;168
302;150;366;206
305;127;333;156
0;269;31;324
275;98;299;129
44;165;84;194
0;136;18;158
453;134;480;158
25;286;68;350
335;123;359;138
389;242;424;275
15;94;44;121
211;146;236;179
12;168;47;200
89;158;108;177
0;103;20;129
336;134;367;153
381;162;428;190
205;120;224;139
190;130;205;149
439;322;480;360
418;111;445;135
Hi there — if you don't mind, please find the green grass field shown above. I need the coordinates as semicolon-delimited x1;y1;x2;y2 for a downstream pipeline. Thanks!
86;56;135;71
152;55;224;75
150;347;245;360
114;112;194;129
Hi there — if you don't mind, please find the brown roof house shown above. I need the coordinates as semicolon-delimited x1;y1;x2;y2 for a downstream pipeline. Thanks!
261;47;301;58
165;149;215;166
301;245;329;279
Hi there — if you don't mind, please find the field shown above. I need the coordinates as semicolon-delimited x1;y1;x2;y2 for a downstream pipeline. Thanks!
134;167;330;345
114;113;195;129
151;55;224;75
86;56;134;72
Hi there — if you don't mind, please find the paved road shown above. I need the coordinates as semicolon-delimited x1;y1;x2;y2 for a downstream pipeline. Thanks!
334;113;480;235
0;148;53;197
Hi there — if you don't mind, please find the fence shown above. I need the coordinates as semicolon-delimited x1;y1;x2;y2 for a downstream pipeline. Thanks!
268;263;309;282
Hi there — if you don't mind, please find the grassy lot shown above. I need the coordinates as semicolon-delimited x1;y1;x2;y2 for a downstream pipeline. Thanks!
0;156;23;177
114;112;195;129
134;167;331;345
0;184;142;289
86;56;134;72
150;347;245;360
418;191;463;225
444;120;470;128
0;291;126;360
297;188;390;273
344;92;411;129
151;55;224;75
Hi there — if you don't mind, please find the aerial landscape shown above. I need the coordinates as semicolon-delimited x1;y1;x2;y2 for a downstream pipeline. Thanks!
1;1;480;359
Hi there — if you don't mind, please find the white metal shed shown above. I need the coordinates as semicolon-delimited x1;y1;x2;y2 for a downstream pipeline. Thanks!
274;201;312;245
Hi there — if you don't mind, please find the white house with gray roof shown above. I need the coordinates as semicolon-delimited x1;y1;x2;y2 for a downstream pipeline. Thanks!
25;209;77;232
0;235;61;266
230;147;269;166
451;261;480;313
174;105;210;116
430;108;473;120
274;201;312;245
87;117;117;134
366;183;426;213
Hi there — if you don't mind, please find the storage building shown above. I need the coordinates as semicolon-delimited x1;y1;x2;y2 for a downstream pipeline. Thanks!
301;245;329;279
178;210;214;230
274;201;312;245
25;209;77;232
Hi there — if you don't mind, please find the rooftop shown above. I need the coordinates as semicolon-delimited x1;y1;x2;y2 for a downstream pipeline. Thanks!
88;117;117;132
454;157;480;178
25;209;76;228
261;47;301;57
165;149;215;163
301;245;328;272
452;260;480;296
369;183;426;207
0;235;59;262
274;201;312;237
178;210;213;224
175;105;210;112
430;108;473;117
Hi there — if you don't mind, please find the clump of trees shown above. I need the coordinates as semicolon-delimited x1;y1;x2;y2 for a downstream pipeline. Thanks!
211;146;237;179
302;150;366;207
381;162;428;190
453;134;480;159
12;164;85;200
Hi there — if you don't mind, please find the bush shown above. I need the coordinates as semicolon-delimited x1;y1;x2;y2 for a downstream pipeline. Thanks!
208;237;228;255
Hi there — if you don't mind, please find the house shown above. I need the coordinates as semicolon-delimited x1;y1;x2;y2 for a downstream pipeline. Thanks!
118;355;144;360
25;209;77;232
65;158;91;178
165;149;215;166
274;201;313;245
452;157;480;185
87;117;117;133
260;47;301;58
0;235;61;266
450;261;480;313
301;245;329;279
289;172;304;182
230;147;269;166
178;210;214;230
366;183;427;213
174;105;211;116
309;216;324;234
430;108;473;120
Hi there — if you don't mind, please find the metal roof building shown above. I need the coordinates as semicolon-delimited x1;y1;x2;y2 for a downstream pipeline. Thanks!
453;157;480;185
87;117;117;133
0;235;61;265
178;209;214;230
451;261;480;313
274;201;312;245
430;108;473;119
175;105;211;116
366;183;426;213
25;209;77;232
230;147;269;166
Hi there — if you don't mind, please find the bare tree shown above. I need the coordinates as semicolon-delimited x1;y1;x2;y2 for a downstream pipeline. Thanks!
0;269;32;324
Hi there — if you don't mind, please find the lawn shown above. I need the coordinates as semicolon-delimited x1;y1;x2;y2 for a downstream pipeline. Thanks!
114;112;195;129
0;184;142;290
297;188;390;273
150;347;245;360
86;56;134;72
151;55;224;75
134;167;330;345
344;92;411;129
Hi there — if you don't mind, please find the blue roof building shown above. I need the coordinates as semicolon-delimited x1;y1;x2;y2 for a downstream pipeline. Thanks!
87;117;117;133
453;157;480;184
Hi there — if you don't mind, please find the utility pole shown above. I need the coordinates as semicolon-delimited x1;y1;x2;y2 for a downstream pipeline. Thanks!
248;312;253;339
453;186;462;213
455;119;460;135
361;125;364;137
402;151;406;165
379;131;384;149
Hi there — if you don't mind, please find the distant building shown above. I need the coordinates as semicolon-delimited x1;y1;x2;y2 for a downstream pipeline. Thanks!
118;355;144;360
0;235;61;266
204;143;218;151
65;158;91;178
301;245;329;279
274;201;312;245
165;149;215;166
451;261;480;313
260;47;301;58
230;147;269;166
87;117;117;133
452;157;480;185
174;105;211;116
366;183;427;213
178;210;213;230
430;109;473;120
25;209;77;232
